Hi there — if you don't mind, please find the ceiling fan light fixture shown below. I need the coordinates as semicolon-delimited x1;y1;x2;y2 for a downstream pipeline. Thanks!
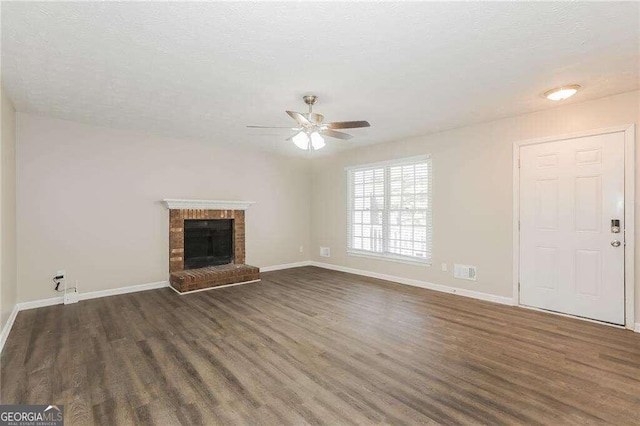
544;84;581;101
310;132;325;150
292;131;310;150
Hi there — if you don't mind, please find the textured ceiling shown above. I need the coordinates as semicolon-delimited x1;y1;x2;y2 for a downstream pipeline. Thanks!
2;2;638;156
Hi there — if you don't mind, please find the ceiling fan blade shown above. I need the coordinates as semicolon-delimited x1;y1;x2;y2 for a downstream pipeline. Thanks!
326;120;371;129
286;111;311;126
321;129;353;140
247;125;299;129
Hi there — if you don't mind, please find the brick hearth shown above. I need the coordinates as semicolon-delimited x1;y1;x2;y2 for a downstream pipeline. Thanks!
170;264;260;292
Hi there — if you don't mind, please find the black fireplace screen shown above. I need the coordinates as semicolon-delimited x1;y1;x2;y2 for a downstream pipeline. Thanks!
184;219;233;269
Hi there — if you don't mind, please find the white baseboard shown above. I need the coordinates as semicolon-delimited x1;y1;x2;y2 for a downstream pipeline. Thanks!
14;280;170;312
78;280;169;301
309;261;514;306
260;261;312;272
0;304;19;355
16;296;65;310
635;322;640;333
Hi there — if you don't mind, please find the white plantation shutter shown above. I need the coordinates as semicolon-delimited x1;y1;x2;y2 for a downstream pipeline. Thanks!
348;166;385;253
347;156;432;264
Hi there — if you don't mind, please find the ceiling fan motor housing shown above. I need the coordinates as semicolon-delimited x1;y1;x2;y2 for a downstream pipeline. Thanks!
303;95;318;106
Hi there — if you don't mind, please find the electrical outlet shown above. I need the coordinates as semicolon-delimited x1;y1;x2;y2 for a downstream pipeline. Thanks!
441;263;447;272
299;245;304;253
320;247;330;257
53;270;66;292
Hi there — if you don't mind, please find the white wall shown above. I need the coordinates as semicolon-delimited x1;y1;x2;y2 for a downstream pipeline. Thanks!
16;114;311;303
1;84;17;329
13;90;640;324
310;91;640;317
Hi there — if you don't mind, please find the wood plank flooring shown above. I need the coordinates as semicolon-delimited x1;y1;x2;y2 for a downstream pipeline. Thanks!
2;266;639;425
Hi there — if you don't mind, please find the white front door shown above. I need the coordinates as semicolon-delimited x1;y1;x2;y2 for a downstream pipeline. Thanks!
519;131;625;325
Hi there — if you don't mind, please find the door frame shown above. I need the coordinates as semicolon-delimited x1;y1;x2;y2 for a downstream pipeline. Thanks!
513;124;636;329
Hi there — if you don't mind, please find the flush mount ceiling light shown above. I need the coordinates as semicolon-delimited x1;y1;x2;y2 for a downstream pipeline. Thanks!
544;84;581;101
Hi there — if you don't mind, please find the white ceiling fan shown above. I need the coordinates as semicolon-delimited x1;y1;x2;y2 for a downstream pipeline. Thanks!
247;95;370;151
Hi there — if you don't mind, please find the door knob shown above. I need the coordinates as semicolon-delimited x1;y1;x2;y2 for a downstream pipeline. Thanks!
611;240;621;247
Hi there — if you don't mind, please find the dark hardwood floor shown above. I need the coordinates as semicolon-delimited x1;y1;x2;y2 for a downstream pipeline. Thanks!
1;266;639;425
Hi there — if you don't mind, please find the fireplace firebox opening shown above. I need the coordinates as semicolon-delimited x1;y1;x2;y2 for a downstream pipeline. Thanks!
184;219;233;269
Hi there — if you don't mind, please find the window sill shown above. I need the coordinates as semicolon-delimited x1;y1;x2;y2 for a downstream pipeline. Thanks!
347;250;432;267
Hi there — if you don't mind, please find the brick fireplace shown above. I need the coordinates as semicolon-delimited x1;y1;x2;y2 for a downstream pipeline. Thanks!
163;199;260;293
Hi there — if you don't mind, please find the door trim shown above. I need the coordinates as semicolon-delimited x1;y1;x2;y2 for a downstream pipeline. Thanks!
513;124;636;329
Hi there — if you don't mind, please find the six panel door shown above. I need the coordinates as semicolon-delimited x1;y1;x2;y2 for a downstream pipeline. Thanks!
519;132;625;325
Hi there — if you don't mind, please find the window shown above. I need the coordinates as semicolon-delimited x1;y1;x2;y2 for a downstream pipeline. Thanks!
347;156;432;264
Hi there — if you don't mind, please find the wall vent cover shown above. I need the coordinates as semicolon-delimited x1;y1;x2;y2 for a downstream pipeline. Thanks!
454;264;477;281
319;247;331;257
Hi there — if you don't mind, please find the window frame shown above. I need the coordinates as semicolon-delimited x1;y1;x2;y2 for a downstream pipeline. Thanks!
346;155;432;266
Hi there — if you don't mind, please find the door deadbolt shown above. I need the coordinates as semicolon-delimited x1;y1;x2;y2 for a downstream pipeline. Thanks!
611;219;621;233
